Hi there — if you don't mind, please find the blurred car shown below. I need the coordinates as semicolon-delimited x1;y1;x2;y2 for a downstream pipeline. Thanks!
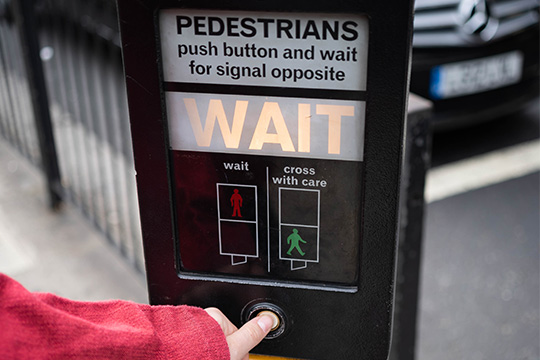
411;0;540;130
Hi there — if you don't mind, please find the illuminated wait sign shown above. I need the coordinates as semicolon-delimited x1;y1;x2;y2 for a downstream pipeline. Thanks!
167;92;365;161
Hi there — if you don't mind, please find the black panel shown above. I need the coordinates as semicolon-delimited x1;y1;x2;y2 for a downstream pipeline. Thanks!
173;151;361;286
117;0;414;358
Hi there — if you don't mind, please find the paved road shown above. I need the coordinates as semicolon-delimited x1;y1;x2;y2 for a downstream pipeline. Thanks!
418;102;539;360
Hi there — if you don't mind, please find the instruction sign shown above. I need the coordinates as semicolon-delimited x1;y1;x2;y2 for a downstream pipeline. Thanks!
160;9;369;90
160;9;368;287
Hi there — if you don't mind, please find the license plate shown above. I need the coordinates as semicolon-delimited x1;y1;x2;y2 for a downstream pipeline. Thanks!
430;51;524;100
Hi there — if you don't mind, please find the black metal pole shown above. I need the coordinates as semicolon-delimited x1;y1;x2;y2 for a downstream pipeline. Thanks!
390;93;433;360
13;0;63;209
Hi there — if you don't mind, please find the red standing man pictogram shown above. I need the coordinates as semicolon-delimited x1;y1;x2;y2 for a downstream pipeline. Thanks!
230;189;243;217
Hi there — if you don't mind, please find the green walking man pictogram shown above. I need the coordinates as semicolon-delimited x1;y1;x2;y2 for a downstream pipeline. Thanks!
286;228;306;257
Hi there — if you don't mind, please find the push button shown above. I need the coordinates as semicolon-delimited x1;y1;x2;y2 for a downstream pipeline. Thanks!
257;310;281;332
244;302;287;339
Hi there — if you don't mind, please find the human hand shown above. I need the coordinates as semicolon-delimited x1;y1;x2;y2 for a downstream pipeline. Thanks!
205;307;273;360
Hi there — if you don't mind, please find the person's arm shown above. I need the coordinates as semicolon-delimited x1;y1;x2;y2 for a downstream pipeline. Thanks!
0;273;271;360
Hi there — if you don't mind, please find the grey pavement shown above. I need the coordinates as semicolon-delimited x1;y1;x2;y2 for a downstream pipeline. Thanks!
418;172;539;360
0;140;147;303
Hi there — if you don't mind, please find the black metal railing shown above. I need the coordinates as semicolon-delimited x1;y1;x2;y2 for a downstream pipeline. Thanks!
0;0;144;272
0;0;41;167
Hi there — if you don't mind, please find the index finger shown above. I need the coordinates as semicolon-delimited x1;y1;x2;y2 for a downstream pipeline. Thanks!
227;315;273;360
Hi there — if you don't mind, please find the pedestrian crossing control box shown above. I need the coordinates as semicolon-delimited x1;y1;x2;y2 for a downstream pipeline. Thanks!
117;0;414;358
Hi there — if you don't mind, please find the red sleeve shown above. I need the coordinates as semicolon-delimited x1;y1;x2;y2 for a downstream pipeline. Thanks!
0;274;230;360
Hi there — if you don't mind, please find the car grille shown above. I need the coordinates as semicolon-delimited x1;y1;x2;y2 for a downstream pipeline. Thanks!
414;0;540;47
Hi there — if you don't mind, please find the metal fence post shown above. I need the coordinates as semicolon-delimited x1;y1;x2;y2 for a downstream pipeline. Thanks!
390;93;433;360
13;0;63;209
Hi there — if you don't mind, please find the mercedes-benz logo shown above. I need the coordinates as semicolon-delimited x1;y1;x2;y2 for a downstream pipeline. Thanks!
457;0;499;42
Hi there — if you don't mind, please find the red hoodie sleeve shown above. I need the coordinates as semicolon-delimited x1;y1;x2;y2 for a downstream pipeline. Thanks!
0;273;230;360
